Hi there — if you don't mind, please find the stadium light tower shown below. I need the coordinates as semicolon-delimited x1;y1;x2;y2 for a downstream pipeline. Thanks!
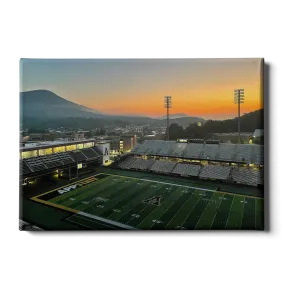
234;89;245;144
164;96;172;141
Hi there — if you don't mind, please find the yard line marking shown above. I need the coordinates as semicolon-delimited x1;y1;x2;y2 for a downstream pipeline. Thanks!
180;190;205;229
78;211;137;230
240;197;246;229
70;177;139;211
127;203;158;224
194;193;223;230
109;174;214;192
164;192;195;228
32;171;263;203
255;199;257;229
106;181;161;223
86;179;146;217
148;186;185;229
225;194;235;228
126;204;149;224
209;194;225;229
125;183;166;224
106;173;263;199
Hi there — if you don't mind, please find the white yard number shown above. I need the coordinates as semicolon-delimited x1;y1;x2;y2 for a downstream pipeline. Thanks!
94;197;109;202
152;219;163;224
175;225;186;230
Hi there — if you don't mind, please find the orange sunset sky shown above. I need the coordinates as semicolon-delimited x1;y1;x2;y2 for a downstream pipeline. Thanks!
20;59;263;120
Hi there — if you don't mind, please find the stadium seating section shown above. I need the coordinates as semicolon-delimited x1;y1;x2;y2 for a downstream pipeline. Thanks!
118;140;265;185
81;148;100;159
118;156;137;169
131;140;264;164
199;165;231;180
231;167;263;186
172;163;201;177
234;144;254;163
150;160;177;173
20;140;264;187
185;143;204;158
129;158;155;170
69;150;88;161
252;144;264;165
218;143;236;161
20;146;102;175
117;156;263;185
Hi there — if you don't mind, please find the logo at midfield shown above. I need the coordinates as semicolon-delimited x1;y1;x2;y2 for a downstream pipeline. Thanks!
142;196;162;206
104;148;109;155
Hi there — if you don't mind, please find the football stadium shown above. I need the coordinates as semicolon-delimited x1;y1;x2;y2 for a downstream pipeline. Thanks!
20;138;264;230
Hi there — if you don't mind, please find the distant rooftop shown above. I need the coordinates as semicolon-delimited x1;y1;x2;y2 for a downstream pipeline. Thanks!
20;138;96;151
94;139;112;144
253;129;264;137
212;132;253;136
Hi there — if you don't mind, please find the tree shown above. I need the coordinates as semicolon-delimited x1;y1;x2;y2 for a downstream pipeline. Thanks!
169;124;185;140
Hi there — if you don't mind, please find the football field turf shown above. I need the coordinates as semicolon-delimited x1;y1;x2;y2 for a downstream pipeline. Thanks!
31;172;264;230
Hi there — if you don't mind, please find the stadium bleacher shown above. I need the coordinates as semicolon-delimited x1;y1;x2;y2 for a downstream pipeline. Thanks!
40;153;65;168
118;156;137;169
21;146;102;176
126;140;264;186
218;143;236;161
234;144;253;163
185;143;204;159
80;148;99;160
252;144;264;165
20;138;264;188
171;143;187;157
20;160;33;175
25;157;48;172
146;142;164;155
69;150;87;161
231;167;263;186
55;152;75;164
157;141;176;156
131;140;264;164
129;158;155;170
91;147;102;156
172;163;201;177
131;144;143;154
199;165;231;180
202;144;219;160
150;160;177;173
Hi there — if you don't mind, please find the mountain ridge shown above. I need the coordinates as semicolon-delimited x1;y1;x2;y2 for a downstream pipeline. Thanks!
20;90;205;124
157;113;190;120
20;89;103;118
20;89;262;132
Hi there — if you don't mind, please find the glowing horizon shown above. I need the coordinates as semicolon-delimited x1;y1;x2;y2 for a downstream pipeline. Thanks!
20;58;263;120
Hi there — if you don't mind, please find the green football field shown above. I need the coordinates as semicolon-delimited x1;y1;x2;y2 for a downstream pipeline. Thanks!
31;172;264;230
